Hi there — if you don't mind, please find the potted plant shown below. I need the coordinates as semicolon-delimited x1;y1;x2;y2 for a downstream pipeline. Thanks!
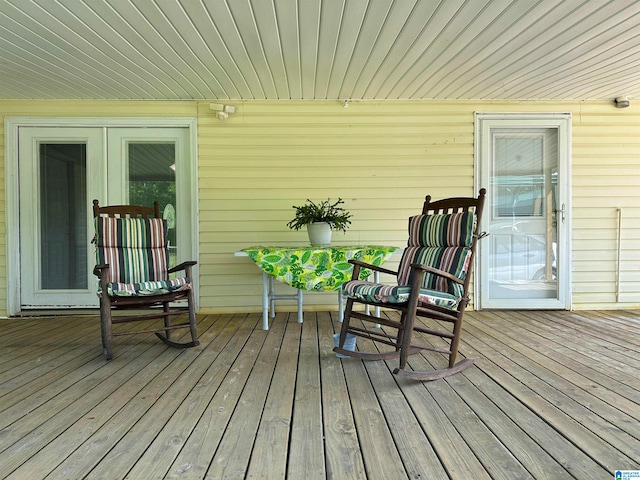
286;198;352;246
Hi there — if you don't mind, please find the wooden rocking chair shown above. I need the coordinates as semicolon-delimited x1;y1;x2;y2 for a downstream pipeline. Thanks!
334;189;486;380
92;200;199;360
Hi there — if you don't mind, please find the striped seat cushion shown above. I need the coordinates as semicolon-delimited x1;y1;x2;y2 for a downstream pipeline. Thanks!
342;280;460;309
397;245;471;298
406;212;474;248
397;212;475;297
342;212;475;307
95;216;190;297
106;278;191;297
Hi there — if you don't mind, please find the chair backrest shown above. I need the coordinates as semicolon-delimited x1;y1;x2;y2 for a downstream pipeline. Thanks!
397;189;486;298
93;200;169;284
93;199;161;219
421;193;483;215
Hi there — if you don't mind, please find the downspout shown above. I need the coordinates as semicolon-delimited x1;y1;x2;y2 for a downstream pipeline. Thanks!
616;208;622;302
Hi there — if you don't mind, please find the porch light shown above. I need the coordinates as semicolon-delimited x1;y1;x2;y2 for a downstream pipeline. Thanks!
209;103;236;120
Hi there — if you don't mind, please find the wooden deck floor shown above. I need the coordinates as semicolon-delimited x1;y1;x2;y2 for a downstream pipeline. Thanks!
0;309;639;479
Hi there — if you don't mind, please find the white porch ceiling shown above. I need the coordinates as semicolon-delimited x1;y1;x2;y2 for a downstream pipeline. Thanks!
2;0;640;102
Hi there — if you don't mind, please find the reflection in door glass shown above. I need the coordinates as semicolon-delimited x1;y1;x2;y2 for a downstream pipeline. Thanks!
39;143;87;289
128;143;177;267
495;137;545;217
489;130;558;300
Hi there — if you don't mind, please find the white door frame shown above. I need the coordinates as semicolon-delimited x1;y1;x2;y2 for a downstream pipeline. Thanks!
18;127;106;308
474;112;572;310
5;116;199;316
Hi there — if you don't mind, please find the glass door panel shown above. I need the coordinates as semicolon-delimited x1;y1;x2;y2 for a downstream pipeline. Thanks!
39;143;88;289
489;130;558;300
19;127;104;307
476;113;571;310
107;128;193;268
128;142;177;267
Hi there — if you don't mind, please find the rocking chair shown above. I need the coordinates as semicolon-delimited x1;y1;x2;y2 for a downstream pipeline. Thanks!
334;189;486;380
92;200;199;360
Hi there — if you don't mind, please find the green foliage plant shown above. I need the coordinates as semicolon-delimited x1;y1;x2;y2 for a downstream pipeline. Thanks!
286;198;352;232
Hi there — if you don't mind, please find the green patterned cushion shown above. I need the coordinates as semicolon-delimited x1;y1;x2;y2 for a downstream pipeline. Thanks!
342;280;460;309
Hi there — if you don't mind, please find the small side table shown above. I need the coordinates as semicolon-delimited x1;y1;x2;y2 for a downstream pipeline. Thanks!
235;245;400;330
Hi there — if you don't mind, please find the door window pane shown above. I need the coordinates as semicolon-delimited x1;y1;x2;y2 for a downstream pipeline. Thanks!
494;137;544;217
489;129;558;300
39;143;87;289
127;143;177;266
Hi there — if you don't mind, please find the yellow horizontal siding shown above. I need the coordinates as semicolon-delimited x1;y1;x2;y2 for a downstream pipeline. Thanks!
197;100;479;313
572;102;640;308
198;100;640;312
2;99;640;315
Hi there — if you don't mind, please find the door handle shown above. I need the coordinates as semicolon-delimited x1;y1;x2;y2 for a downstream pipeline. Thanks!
555;203;566;223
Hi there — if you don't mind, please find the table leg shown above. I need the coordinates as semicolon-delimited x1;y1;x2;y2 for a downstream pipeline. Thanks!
374;271;381;328
373;271;381;317
265;275;304;324
262;272;270;330
269;276;276;318
338;291;344;322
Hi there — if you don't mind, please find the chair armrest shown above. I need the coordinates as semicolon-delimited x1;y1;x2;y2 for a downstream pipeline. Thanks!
348;259;398;276
93;264;111;298
168;260;197;275
410;263;464;285
93;264;109;277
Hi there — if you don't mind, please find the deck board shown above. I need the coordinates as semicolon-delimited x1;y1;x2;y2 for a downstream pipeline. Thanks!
365;356;449;478
317;311;367;479
125;314;261;480
0;309;639;479
246;313;301;479
462;316;624;477
206;313;288;479
467;314;640;468
341;340;407;478
287;313;326;480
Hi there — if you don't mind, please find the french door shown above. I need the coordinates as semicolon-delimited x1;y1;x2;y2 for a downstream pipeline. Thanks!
13;121;195;311
475;113;571;309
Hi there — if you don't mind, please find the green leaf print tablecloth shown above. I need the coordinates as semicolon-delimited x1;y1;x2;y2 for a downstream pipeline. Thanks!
242;245;399;292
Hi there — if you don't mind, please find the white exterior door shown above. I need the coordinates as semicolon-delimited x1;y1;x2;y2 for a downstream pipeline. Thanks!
476;113;571;309
19;127;105;308
12;121;195;311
